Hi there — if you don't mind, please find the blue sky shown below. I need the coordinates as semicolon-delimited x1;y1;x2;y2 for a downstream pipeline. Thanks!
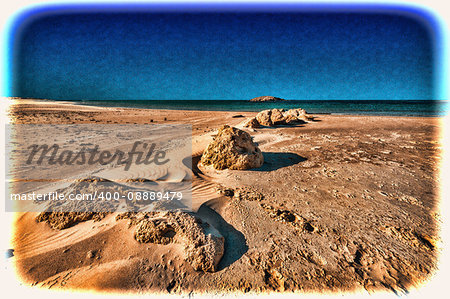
10;5;437;100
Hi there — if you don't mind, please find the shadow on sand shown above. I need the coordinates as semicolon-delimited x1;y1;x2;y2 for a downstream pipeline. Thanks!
253;152;307;171
191;152;306;173
197;203;248;270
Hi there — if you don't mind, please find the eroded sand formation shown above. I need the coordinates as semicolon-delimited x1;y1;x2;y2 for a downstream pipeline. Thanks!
249;108;314;128
200;125;263;170
120;212;224;272
33;176;225;273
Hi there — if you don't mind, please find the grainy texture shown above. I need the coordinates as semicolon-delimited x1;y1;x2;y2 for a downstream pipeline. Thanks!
201;125;264;170
9;99;442;295
255;108;312;127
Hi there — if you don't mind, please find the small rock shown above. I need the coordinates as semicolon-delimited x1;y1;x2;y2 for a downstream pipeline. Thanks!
216;186;235;197
86;250;95;259
244;117;260;128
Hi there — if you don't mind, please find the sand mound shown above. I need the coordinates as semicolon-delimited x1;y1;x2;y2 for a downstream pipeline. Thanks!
172;212;224;272
34;176;165;229
201;125;263;170
120;211;225;272
36;211;107;230
34;177;121;229
135;218;176;245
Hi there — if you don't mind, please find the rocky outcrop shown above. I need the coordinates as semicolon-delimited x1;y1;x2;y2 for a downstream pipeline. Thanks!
256;110;273;126
244;117;260;128
201;125;264;170
284;114;300;125
284;108;313;121
270;108;285;125
135;218;176;245
169;212;225;272
252;108;313;127
249;96;285;102
123;211;225;272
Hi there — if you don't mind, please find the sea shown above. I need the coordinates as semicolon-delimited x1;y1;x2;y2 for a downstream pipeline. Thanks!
70;100;448;117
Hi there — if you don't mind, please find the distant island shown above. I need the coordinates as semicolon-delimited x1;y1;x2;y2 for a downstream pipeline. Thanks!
249;96;285;102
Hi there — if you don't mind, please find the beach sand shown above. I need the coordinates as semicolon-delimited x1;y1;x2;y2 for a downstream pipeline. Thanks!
7;99;442;294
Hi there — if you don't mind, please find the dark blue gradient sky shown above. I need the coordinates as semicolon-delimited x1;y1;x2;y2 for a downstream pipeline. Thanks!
11;6;436;100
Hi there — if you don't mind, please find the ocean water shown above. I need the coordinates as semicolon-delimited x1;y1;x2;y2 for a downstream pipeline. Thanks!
71;100;448;117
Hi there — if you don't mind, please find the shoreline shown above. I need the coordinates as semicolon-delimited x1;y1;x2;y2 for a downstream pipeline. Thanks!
5;98;445;118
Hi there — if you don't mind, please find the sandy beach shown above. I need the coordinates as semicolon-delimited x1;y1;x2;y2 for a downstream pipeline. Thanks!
7;98;443;294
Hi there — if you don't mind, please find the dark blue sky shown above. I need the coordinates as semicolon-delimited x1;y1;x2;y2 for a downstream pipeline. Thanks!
11;6;436;100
